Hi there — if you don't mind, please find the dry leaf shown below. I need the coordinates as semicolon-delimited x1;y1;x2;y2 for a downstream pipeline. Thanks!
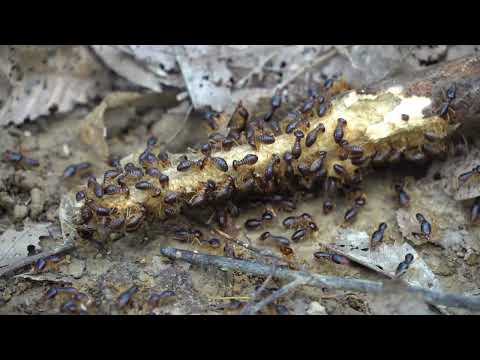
79;92;144;160
0;223;50;267
0;45;112;126
331;228;440;291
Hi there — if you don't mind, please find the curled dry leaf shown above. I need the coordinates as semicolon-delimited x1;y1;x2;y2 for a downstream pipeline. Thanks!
79;92;144;160
0;45;112;126
91;45;184;91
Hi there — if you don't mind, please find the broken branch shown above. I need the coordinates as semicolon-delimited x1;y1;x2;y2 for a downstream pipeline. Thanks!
160;247;480;312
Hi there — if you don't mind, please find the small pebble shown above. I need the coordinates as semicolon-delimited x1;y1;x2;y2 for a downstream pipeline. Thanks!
306;301;327;315
0;192;15;212
13;204;29;221
30;188;45;219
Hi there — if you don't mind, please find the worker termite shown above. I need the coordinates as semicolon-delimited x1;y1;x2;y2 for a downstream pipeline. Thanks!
147;290;176;309
104;184;129;197
256;133;276;145
313;252;350;265
291;130;304;159
244;218;263;230
333;118;347;144
274;304;289;315
211;157;229;172
310;151;327;173
282;213;314;229
458;165;480;188
87;177;104;198
305;123;325;147
125;211;146;232
264;154;281;182
3;150;40;169
117;286;138;309
103;169;122;183
124;163;144;178
228;101;249;133
394;183;410;207
135;180;155;190
106;216;126;232
414;213;432;241
395;253;414;277
438;83;457;121
370;222;387;249
285;120;299;134
88;201;116;217
173;228;203;245
63;162;92;178
233;154;258;170
317;103;328;117
291;228;308;242
258;231;291;247
471;197;480;224
76;191;86;202
205;238;222;248
177;159;194;172
139;149;158;167
344;206;359;223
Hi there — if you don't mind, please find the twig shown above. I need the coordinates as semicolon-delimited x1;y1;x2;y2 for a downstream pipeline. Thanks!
247;278;304;315
274;47;338;92
240;262;277;315
163;104;193;148
0;243;76;278
160;247;480;312
235;51;279;89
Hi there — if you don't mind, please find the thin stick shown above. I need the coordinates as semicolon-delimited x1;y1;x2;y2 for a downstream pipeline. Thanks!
160;247;480;312
247;278;304;315
163;104;193;148
274;48;338;92
0;243;76;278
240;262;277;315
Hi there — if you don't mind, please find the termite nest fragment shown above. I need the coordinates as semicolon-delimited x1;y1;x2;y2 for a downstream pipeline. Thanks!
68;79;457;244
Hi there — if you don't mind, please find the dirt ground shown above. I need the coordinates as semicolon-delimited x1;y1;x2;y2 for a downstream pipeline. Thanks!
1;45;480;315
